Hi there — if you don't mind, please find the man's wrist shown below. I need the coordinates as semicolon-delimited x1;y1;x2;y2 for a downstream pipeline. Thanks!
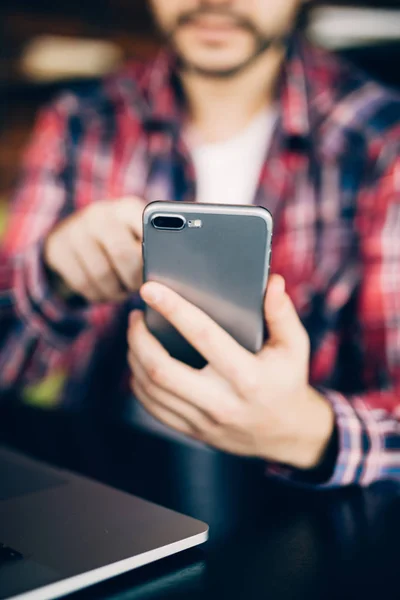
288;386;336;471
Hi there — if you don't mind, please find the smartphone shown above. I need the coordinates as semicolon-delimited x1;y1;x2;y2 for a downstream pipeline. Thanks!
142;202;273;369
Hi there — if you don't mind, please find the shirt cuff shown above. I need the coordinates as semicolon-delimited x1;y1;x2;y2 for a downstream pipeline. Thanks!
13;241;89;348
265;390;382;488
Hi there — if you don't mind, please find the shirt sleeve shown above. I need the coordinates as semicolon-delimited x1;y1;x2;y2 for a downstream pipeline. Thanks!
0;99;114;391
267;145;400;488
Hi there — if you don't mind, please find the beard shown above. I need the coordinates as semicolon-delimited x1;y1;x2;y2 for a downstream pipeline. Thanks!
163;6;289;79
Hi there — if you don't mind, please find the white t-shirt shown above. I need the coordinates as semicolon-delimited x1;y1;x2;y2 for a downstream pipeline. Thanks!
189;107;277;206
128;107;277;442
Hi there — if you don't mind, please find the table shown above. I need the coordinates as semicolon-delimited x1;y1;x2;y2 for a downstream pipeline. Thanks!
1;401;400;600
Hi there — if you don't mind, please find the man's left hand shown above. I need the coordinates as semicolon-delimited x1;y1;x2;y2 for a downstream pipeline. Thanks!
127;275;335;470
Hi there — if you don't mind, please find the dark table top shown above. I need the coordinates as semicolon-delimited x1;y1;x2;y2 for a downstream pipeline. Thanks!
1;400;400;600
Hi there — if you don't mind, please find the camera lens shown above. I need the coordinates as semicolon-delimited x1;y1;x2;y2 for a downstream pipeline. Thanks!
152;215;185;230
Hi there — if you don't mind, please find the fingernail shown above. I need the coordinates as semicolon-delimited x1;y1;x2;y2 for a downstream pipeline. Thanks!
271;274;285;295
141;283;163;305
276;276;286;294
129;310;140;326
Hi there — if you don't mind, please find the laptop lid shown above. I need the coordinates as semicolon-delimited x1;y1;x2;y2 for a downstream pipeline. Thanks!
0;447;208;600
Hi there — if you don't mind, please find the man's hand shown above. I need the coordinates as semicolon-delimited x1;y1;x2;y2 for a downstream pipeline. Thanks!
127;275;335;471
44;198;144;303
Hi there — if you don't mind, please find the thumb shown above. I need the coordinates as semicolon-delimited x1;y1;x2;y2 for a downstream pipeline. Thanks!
262;275;307;352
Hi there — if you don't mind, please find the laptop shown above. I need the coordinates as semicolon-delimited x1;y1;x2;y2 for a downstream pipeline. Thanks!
0;446;208;600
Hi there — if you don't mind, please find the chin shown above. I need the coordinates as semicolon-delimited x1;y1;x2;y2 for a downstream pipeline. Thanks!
174;32;254;76
178;49;253;77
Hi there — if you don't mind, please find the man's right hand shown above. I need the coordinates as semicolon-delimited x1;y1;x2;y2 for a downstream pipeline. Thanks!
44;197;144;303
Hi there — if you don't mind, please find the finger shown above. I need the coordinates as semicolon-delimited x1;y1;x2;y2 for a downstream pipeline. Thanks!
130;358;212;433
115;197;144;240
57;249;102;303
262;275;308;352
128;312;221;416
140;282;254;381
99;224;142;292
132;378;196;438
76;235;126;301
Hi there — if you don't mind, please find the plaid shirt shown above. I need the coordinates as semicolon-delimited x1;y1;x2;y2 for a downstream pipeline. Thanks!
1;36;400;487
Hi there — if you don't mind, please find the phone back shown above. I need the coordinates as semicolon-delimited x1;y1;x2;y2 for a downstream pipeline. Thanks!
143;202;273;368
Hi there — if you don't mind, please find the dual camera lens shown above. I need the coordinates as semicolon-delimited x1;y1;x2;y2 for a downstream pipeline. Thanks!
151;215;186;230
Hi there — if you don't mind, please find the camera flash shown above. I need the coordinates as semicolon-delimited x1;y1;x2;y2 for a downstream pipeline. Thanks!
188;219;202;228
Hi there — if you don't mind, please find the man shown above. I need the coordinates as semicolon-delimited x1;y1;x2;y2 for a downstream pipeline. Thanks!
0;0;399;487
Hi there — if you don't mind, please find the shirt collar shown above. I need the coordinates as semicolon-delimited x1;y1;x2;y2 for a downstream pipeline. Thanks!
142;51;183;135
280;35;311;144
143;35;312;147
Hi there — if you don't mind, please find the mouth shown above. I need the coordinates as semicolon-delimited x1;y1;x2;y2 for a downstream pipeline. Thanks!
179;14;246;43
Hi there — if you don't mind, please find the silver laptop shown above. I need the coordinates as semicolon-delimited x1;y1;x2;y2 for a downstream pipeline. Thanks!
0;446;208;600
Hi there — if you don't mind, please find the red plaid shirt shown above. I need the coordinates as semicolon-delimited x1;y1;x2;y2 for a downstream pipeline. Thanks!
1;36;400;487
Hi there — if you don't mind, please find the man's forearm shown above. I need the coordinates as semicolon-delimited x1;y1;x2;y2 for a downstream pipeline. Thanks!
0;244;88;389
265;387;400;488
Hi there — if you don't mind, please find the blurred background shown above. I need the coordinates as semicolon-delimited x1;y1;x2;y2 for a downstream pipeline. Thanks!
0;0;399;408
0;0;400;229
